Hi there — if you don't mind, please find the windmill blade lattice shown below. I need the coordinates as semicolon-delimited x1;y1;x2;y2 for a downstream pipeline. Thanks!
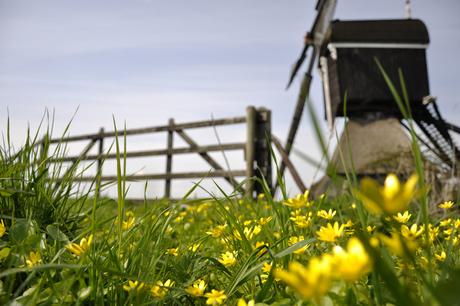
413;101;460;166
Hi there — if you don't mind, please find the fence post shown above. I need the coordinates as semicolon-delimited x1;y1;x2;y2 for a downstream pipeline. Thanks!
39;133;49;164
97;127;104;179
255;107;272;195
165;118;174;199
246;106;256;199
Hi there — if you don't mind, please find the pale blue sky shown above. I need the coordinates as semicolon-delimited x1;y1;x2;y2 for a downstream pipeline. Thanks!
1;0;459;199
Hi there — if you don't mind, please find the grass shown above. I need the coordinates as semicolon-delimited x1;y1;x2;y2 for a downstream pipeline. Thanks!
1;69;460;305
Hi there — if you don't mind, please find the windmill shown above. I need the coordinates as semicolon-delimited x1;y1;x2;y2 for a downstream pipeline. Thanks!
279;0;460;196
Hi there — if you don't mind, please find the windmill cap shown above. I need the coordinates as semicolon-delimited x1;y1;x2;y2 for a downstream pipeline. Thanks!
329;19;429;45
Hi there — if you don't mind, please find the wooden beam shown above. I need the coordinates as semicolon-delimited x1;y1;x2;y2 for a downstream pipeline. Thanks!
175;129;242;190
271;136;307;193
58;143;246;162
45;116;247;144
69;169;247;182
165;119;174;198
246;106;256;199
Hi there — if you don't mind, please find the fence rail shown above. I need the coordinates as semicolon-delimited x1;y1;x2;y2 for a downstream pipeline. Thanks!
39;106;273;199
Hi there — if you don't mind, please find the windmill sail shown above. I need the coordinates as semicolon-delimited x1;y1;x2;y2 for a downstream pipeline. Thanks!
286;0;337;89
413;101;460;166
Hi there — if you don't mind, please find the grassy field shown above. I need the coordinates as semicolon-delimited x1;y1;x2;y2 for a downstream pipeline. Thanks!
1;69;460;305
1;117;460;306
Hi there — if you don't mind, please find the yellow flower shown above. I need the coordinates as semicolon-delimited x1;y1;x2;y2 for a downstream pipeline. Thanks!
165;248;179;256
0;219;6;238
400;224;423;241
188;243;201;252
393;211;411;223
376;233;419;259
257;193;265;199
206;224;227;238
20;251;41;269
218;251;237;267
238;298;255;306
150;279;173;298
317;209;336;220
287;236;310;254
316;222;344;242
332;237;373;282
274;256;334;300
122;217;135;230
123;281;147;295
419;256;436;270
261;261;282;282
354;173;419;215
419;224;439;244
439;201;454;209
185;279;207;297
283;190;310;209
234;226;260;241
440;218;453;227
435;251;446;262
366;225;377;233
257;216;273;226
396;262;415;270
294;217;311;229
252;241;267;256
65;234;93;256
204;289;227;305
125;211;135;217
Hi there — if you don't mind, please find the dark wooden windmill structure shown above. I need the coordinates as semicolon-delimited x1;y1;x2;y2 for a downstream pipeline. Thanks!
279;0;460;195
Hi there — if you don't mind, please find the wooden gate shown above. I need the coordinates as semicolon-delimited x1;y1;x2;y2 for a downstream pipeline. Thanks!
39;106;272;199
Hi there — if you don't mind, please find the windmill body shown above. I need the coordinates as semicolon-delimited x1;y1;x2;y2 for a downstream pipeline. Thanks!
282;1;460;197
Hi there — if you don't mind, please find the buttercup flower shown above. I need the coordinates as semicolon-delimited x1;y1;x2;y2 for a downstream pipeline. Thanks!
376;233;419;259
287;236;310;254
316;222;344;242
252;241;267;256
0;219;6;237
165;248;179;256
317;209;336;220
218;251;237;267
185;279;207;297
440;218;452;227
123;281;147;295
393;211;411;223
401;224;423;240
234;226;260;241
439;201;454;209
20;251;41;269
257;216;273;226
204;289;227;305
122;217;135;230
274;256;334;300
238;298;255;306
283;190;310;209
354;173;419;215
206;224;227;238
150;279;173;298
332;237;373;282
188;243;201;252
435;251;446;262
65;234;93;256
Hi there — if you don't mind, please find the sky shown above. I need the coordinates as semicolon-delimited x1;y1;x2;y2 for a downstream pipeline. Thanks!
1;0;459;200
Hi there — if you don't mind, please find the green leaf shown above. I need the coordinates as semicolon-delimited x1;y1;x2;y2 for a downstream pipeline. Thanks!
46;225;69;243
10;220;35;244
0;188;34;197
0;247;10;262
24;234;41;249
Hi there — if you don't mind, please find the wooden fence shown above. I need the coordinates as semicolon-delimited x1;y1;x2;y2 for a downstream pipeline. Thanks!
39;106;273;199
